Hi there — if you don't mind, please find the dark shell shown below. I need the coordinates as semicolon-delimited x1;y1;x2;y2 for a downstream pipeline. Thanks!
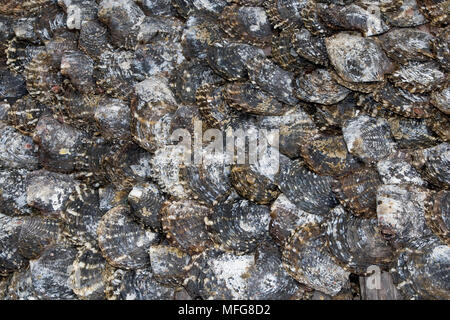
433;25;449;71
264;0;308;29
430;84;450;115
0;168;32;216
0;68;27;103
330;71;385;93
17;216;62;260
426;191;450;245
150;145;190;199
246;241;302;300
412;143;450;188
97;0;145;49
95;49;144;101
325;32;394;83
32;4;67;42
301;0;332;36
342;115;397;164
63;185;104;246
316;3;390;36
419;0;449;25
135;41;185;78
301;134;362;177
282;223;350;296
184;248;257;299
101;142;152;189
135;0;177;16
32;115;93;173
149;244;191;286
93;96;131;141
376;152;427;186
223;82;290;115
387;115;438;149
326;206;395;274
392;237;450;299
206;197;271;253
114;268;185;300
307;93;360;133
0;0;54;16
378;28;435;63
373;82;433;118
161;200;213;255
219;5;273;47
331;167;382;217
0;122;39;170
179;153;232;205
0;214;28;275
24;51;62;106
70;248;107;300
60;51;96;94
29;244;77;300
5;268;37;300
291;27;329;66
172;0;228;18
295;68;350;105
269;194;325;246
428;110;450;142
7;95;47;135
207;41;265;81
384;0;427;27
195;83;240;129
377;184;433;246
388;61;446;93
78;20;111;60
59;0;98;30
181;13;226;60
97;205;159;269
128;182;166;231
274;156;338;215
246;55;299;106
26;170;79;216
231;165;280;204
98;184;129;213
131;76;178;153
171;59;223;104
271;29;315;73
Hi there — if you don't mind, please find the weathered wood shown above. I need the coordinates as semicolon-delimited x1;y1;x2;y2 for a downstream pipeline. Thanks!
360;271;403;300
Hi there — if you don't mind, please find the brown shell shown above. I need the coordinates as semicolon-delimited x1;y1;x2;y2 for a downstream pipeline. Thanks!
230;165;280;204
426;190;450;245
332;167;382;218
223;82;291;116
282;222;350;296
300;135;362;177
97;205;159;269
161;200;213;255
219;5;273;47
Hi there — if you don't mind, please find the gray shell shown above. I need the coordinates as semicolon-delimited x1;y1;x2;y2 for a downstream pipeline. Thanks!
392;237;450;299
70;247;107;300
377;184;433;246
97;205;159;269
207;197;271;253
30;244;77;300
128;182;166;231
282;223;350;296
0;168;32;216
274;156;338;215
0;214;28;276
325;32;394;83
326;206;395;274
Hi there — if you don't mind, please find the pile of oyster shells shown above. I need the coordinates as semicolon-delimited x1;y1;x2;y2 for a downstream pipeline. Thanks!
0;0;449;300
